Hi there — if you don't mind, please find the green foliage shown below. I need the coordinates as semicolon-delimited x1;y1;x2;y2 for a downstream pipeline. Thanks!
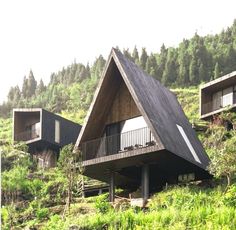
94;194;111;214
171;87;199;121
0;118;12;142
36;207;49;220
208;132;236;187
41;215;66;230
70;186;236;230
223;184;236;207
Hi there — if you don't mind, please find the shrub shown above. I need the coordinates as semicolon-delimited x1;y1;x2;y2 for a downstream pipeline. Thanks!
36;207;49;220
223;184;236;207
94;194;112;214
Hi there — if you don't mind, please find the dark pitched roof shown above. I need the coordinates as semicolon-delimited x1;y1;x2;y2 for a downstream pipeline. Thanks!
76;48;210;170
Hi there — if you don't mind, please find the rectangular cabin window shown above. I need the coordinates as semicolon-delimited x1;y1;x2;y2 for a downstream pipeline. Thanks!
55;120;60;143
176;124;201;164
212;91;222;111
222;87;233;107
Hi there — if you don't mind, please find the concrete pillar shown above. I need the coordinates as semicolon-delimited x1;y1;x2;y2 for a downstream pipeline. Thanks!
98;189;102;195
141;164;149;201
109;171;115;202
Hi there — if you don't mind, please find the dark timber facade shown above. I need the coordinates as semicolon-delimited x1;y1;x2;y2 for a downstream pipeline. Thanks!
200;71;236;120
75;48;210;202
13;108;81;167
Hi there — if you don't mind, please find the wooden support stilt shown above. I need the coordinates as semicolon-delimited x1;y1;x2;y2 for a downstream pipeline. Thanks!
109;171;115;202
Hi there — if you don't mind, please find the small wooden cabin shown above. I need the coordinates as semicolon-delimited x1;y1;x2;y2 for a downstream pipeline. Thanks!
200;71;236;120
75;48;210;202
13;108;81;167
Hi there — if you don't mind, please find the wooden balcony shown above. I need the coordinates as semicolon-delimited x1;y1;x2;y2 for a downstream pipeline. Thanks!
81;127;159;165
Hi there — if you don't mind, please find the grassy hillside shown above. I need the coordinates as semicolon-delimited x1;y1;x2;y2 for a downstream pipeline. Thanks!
1;87;236;230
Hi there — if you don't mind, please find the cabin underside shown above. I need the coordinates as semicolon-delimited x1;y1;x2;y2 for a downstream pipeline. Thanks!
82;149;210;195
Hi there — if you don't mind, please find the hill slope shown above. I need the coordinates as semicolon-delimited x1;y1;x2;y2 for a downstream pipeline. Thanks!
1;86;236;230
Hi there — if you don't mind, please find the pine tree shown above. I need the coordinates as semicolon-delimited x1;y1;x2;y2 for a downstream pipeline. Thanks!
91;55;106;79
13;86;21;102
140;48;148;70
123;48;133;61
7;87;15;101
189;57;199;84
36;79;46;95
79;65;89;81
177;39;190;85
199;61;207;82
156;44;168;82
214;62;220;79
162;48;177;85
27;70;37;97
145;54;158;78
132;46;139;65
22;76;28;98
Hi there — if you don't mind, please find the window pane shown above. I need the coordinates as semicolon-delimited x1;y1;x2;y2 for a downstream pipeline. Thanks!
120;116;151;150
120;116;147;133
222;87;233;107
176;124;201;164
55;120;60;143
212;91;222;110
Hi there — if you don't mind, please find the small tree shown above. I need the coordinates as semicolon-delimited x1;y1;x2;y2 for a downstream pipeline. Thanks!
57;144;84;215
208;133;236;190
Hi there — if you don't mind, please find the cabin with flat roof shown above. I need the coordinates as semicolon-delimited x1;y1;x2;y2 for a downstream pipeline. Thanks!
75;48;210;202
13;108;81;168
200;71;236;120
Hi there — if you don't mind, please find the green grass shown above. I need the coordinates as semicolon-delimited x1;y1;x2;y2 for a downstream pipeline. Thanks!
172;86;200;122
40;185;236;230
0;118;12;142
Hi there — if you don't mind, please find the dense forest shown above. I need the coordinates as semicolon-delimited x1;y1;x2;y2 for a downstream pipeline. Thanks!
1;19;236;118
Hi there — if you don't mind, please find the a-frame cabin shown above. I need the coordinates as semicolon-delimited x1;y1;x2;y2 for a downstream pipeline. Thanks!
75;48;210;202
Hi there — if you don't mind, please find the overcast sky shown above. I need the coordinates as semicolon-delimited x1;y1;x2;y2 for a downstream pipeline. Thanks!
0;0;236;103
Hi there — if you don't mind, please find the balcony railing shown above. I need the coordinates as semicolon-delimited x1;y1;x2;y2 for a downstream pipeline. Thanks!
81;127;156;161
15;129;40;142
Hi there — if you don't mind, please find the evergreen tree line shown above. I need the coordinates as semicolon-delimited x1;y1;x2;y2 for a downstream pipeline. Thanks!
1;19;236;118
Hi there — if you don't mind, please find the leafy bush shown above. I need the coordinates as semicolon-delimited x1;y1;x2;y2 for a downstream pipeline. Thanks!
36;208;49;220
41;215;66;230
223;184;236;207
94;194;112;214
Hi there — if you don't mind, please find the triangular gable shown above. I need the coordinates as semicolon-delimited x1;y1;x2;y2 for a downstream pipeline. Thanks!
75;48;164;149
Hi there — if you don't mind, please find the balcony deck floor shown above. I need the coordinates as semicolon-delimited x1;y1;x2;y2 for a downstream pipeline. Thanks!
82;144;161;166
